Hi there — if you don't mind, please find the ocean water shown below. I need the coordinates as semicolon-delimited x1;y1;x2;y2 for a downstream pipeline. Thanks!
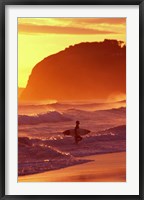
18;100;126;176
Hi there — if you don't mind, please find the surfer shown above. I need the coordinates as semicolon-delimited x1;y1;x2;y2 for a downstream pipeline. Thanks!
75;121;82;144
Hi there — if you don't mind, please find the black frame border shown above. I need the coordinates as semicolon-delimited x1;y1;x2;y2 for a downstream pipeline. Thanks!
0;0;144;199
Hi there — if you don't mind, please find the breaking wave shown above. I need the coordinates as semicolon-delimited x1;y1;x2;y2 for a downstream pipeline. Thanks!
18;137;89;176
18;111;72;125
18;125;126;176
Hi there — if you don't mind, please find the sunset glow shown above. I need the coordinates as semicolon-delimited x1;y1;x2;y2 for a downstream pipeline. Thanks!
18;18;126;182
18;18;126;88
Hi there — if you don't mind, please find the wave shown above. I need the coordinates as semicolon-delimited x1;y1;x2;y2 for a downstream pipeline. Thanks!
97;125;126;140
94;107;126;115
47;125;126;157
18;111;72;125
18;107;125;126
18;137;89;176
18;125;126;175
63;107;126;121
19;100;126;107
66;107;125;113
18;100;126;114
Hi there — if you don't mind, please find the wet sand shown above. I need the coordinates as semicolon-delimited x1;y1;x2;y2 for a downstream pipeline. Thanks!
18;152;126;182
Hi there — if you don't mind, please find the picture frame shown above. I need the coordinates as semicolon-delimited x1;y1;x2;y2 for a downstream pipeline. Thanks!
0;0;144;199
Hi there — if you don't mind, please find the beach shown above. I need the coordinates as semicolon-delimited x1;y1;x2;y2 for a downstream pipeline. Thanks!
18;152;126;182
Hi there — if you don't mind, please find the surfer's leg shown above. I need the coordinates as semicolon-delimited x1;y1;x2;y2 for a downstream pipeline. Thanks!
75;136;78;144
77;135;82;143
75;130;79;144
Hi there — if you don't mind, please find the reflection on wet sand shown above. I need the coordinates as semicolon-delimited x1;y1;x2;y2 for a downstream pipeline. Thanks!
18;152;126;182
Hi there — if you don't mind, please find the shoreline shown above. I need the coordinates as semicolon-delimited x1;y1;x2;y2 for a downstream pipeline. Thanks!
18;152;126;182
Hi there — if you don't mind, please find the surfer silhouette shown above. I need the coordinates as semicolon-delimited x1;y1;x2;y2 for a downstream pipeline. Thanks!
75;121;82;144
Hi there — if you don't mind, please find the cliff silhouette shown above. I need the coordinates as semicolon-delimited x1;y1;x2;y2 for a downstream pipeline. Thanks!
20;39;126;101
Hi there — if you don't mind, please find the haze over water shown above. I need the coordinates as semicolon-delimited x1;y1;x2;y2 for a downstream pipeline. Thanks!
18;18;126;181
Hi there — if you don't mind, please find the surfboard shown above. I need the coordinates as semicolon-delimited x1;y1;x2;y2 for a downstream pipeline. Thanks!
63;128;90;136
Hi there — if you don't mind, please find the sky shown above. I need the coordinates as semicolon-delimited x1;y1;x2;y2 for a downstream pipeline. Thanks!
18;18;126;88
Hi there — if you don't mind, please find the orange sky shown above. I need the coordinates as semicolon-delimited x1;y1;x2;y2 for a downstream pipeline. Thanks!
18;18;126;88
